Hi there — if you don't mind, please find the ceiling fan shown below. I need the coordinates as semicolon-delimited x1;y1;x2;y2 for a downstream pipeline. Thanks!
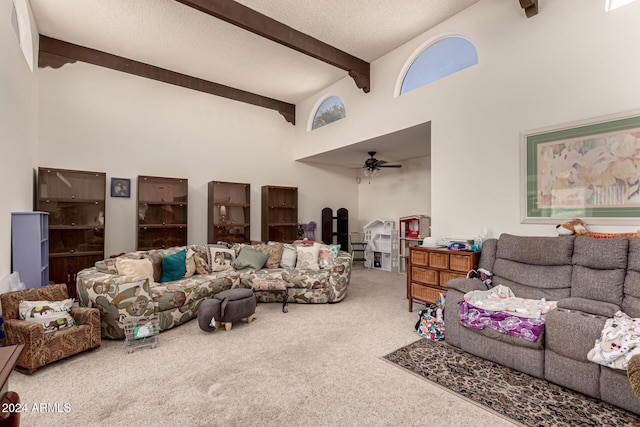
361;151;401;182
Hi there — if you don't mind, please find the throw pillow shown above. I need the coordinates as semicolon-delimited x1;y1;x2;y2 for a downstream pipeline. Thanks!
194;252;209;275
116;258;155;285
142;253;163;282
255;242;284;269
19;299;76;334
229;243;248;258
280;243;297;269
161;249;187;283
296;244;321;270
210;247;236;272
319;244;341;269
184;248;196;278
231;247;269;270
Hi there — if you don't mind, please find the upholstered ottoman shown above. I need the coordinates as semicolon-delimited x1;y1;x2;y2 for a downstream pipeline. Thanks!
197;288;256;332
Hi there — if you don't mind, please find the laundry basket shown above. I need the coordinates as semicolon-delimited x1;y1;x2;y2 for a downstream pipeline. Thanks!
123;316;159;353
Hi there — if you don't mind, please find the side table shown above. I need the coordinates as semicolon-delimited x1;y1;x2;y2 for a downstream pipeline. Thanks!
0;344;25;427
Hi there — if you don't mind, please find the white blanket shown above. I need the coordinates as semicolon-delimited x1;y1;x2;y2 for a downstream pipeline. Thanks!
588;311;640;370
463;284;557;319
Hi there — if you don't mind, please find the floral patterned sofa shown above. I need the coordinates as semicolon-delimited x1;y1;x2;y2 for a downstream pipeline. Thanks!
76;243;352;339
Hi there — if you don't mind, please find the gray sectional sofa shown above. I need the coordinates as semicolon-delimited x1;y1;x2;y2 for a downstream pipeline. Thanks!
444;233;640;415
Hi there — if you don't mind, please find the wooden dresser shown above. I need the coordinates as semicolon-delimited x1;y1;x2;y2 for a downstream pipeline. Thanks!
407;247;479;311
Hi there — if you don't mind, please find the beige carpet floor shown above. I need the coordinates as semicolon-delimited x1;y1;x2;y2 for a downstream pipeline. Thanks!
9;265;516;427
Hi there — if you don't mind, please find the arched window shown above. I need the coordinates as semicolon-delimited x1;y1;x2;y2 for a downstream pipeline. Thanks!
12;0;35;71
311;96;346;130
400;36;477;95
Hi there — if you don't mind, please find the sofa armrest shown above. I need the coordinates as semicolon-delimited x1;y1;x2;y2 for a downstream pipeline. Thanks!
557;297;620;318
3;318;45;346
446;278;490;294
326;252;352;302
70;306;100;326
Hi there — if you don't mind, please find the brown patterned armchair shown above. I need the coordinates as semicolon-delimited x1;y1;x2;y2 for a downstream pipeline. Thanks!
0;284;101;374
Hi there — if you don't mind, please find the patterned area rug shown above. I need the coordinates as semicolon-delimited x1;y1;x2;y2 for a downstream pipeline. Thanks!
383;339;640;427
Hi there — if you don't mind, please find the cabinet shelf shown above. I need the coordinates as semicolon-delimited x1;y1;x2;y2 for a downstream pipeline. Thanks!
139;201;187;206
208;181;251;244
38;167;106;298
49;225;104;230
137;175;188;250
139;224;187;229
40;198;103;204
50;251;104;258
262;186;298;242
212;202;249;208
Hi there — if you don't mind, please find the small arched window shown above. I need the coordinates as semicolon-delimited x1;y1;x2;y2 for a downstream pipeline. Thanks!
400;36;477;95
12;0;35;71
311;96;346;130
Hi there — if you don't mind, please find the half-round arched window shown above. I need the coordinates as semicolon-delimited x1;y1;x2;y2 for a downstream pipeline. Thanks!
400;36;478;95
311;96;346;130
12;0;35;71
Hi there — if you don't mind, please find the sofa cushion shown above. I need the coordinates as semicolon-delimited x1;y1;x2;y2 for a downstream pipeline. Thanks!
19;298;76;334
319;244;340;269
232;247;269;270
142;253;163;282
491;234;574;300
280;244;297;268
295;244;320;270
254;242;284;269
184;249;196;278
497;234;575;266
209;247;235;272
284;268;330;289
161;250;187;283
571;237;628;306
116;258;155;285
557;297;620;318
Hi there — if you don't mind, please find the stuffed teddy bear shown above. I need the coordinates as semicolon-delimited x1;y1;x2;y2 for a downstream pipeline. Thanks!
556;218;640;239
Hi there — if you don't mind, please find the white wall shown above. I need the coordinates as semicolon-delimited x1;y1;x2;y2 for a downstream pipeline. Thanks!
295;0;640;240
0;0;38;285
33;0;640;259
38;63;359;256
357;156;431;230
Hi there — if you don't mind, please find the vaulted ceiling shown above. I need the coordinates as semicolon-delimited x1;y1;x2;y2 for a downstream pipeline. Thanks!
30;0;493;124
29;1;541;168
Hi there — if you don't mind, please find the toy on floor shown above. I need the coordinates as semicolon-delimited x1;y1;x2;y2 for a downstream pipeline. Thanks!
197;288;256;332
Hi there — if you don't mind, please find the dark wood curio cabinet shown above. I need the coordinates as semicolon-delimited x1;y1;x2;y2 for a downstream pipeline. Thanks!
261;185;298;242
208;181;251;244
37;167;106;298
137;175;188;250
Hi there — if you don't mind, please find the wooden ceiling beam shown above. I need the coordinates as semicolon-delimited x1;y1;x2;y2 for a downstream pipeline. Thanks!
38;35;296;125
174;0;371;93
519;0;539;18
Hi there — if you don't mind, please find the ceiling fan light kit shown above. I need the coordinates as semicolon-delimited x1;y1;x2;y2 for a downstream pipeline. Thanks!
361;151;401;182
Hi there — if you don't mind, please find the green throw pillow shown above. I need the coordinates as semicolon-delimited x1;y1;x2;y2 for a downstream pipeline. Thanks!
231;247;269;270
161;249;187;282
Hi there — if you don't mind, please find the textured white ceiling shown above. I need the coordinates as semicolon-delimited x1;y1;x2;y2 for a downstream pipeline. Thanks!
29;0;479;103
29;0;479;167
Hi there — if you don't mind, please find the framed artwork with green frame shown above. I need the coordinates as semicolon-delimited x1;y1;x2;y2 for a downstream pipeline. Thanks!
521;110;640;225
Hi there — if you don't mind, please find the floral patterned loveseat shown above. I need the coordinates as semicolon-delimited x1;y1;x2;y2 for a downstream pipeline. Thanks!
76;244;352;339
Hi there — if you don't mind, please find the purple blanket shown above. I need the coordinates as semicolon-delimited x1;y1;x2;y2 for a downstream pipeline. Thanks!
458;301;545;342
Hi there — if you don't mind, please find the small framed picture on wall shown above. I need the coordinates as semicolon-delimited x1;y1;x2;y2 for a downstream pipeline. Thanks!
111;178;130;198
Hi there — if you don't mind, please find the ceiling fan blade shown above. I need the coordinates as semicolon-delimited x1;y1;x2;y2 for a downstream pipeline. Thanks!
376;160;388;166
379;164;402;168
